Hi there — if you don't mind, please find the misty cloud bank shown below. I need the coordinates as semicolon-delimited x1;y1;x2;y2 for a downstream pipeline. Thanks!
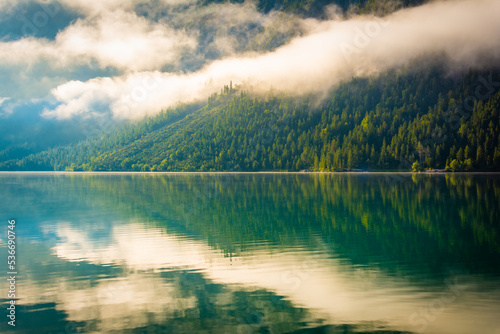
1;0;500;120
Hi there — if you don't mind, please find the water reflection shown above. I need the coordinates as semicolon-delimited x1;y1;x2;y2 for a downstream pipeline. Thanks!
0;173;499;334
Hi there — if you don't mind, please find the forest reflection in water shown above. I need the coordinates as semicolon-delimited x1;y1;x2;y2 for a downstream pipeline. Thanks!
0;173;499;334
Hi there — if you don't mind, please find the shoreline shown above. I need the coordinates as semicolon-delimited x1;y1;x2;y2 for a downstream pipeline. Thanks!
1;171;500;175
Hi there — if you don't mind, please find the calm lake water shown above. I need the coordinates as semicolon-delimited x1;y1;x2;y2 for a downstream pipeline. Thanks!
1;173;499;334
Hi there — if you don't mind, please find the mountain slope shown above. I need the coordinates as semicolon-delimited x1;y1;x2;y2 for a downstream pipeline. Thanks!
2;65;499;172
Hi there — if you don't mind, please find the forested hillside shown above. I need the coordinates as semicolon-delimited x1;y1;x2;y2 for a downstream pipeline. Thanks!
2;65;499;172
0;0;429;167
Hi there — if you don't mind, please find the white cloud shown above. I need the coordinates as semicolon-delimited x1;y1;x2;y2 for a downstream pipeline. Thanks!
0;96;11;115
43;78;120;118
0;9;197;72
56;0;198;16
43;0;500;120
51;0;138;16
43;71;216;119
0;0;23;11
56;10;197;71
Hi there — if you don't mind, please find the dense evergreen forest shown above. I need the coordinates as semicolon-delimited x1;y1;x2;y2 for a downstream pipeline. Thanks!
2;65;499;172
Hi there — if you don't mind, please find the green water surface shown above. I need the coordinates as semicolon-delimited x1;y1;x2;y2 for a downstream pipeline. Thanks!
1;173;499;334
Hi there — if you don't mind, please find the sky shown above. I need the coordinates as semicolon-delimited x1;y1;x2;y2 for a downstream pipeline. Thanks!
0;0;499;123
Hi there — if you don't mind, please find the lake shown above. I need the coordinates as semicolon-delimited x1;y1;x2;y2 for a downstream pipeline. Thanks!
1;173;499;334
